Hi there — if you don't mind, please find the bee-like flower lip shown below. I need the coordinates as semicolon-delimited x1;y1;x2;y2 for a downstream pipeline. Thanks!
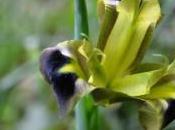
40;46;79;111
39;47;70;83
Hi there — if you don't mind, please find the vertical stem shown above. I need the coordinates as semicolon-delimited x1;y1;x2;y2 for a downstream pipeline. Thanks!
75;95;99;130
74;1;99;130
74;0;89;39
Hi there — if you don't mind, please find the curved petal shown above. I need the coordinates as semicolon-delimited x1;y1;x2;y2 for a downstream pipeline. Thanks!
110;68;166;96
103;0;161;80
90;87;144;105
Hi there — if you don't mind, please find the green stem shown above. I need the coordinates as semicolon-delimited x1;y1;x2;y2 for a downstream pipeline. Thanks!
74;0;89;39
75;95;99;130
74;1;99;130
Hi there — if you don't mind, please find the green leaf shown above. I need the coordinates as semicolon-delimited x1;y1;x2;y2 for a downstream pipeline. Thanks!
103;0;161;80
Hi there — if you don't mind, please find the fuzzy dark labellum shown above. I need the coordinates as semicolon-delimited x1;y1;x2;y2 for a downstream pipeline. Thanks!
40;46;78;112
40;47;70;83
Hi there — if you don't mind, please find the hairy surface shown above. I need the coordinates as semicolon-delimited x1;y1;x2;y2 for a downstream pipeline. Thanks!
39;46;78;113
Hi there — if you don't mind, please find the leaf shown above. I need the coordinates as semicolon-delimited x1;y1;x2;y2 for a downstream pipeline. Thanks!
103;0;161;80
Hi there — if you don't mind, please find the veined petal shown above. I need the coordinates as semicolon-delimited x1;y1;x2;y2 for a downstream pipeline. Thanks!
140;75;175;99
110;68;166;96
97;0;119;50
103;0;161;80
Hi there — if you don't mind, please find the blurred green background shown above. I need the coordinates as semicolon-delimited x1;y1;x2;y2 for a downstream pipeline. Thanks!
0;0;174;130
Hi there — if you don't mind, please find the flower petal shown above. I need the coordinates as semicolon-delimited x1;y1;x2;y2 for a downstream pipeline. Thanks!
103;0;161;80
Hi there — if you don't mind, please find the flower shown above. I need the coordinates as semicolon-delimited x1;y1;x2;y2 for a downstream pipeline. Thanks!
40;0;175;129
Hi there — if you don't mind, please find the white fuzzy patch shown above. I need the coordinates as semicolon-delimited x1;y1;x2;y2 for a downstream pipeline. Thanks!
104;0;120;6
60;48;72;57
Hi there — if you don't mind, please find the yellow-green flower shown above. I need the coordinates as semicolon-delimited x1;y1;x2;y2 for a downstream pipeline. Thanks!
40;0;175;129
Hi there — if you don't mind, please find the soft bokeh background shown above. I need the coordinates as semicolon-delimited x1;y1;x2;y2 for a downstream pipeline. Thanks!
0;0;174;130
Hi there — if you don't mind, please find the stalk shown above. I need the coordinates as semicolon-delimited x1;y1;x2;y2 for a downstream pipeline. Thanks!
75;95;99;130
74;0;99;130
74;0;89;39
